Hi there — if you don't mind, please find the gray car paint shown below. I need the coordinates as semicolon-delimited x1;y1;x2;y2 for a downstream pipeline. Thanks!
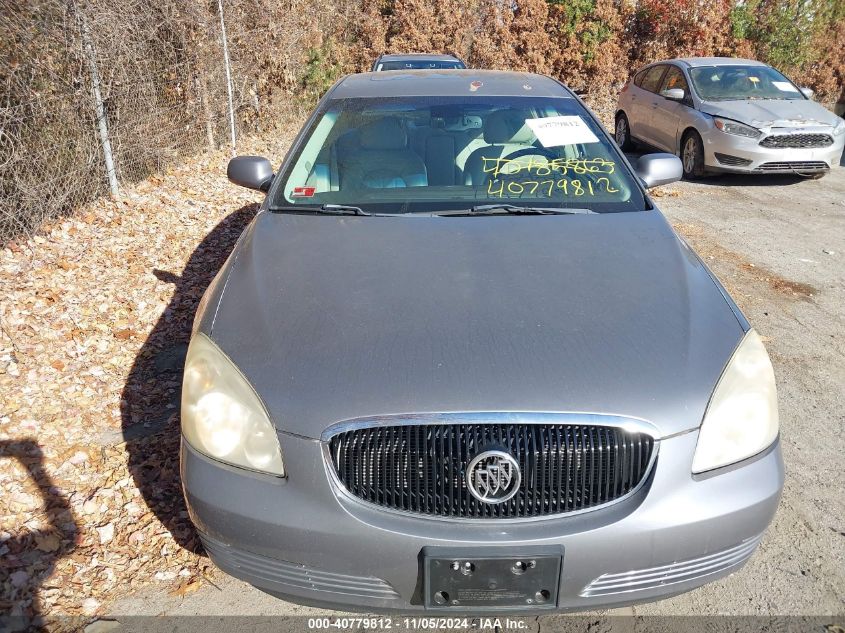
182;429;783;612
183;69;782;613
202;210;743;440
698;98;841;129
331;69;570;99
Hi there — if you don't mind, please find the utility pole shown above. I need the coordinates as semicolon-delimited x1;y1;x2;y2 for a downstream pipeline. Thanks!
217;0;236;155
77;4;119;197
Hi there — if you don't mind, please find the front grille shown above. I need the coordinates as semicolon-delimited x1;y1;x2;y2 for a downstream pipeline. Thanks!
328;422;655;519
200;533;400;600
754;161;829;172
760;133;833;148
580;534;762;597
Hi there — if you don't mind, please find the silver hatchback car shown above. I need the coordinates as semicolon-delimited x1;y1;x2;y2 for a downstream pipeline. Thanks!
615;57;845;178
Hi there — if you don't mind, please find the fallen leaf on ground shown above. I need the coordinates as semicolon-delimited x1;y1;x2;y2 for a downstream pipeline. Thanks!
35;533;62;552
96;523;115;545
0;129;300;620
170;578;203;597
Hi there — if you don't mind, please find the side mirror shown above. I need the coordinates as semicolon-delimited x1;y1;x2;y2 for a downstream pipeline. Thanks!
660;88;685;101
799;87;814;99
636;153;683;189
227;156;274;192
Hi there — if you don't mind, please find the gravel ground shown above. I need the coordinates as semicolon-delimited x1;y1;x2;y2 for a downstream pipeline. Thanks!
109;159;845;622
639;162;845;617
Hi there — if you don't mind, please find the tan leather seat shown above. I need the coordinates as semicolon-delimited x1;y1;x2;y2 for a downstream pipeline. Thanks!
463;110;536;186
338;117;427;189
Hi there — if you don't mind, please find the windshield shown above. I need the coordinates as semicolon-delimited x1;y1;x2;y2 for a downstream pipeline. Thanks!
274;96;644;214
689;65;805;101
377;60;465;70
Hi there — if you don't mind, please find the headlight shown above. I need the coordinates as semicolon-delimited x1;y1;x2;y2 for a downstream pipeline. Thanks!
692;330;779;474
834;119;845;136
713;117;761;139
181;333;284;476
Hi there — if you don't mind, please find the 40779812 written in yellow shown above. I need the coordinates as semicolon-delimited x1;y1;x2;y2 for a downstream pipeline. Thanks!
482;157;621;198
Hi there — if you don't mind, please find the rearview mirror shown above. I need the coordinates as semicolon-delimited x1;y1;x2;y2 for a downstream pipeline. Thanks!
799;87;814;99
227;156;274;192
660;88;685;101
636;153;683;189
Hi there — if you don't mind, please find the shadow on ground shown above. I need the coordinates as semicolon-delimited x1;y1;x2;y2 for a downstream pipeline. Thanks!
119;204;258;554
0;439;79;630
689;172;807;187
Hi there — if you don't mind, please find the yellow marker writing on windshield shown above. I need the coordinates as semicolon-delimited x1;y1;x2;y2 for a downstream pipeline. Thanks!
481;157;616;178
486;176;620;198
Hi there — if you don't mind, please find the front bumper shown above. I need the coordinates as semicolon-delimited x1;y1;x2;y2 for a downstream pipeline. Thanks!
701;126;844;174
182;430;783;613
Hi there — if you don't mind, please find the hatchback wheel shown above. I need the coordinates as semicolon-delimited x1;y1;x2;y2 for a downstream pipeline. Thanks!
681;131;706;179
614;114;636;151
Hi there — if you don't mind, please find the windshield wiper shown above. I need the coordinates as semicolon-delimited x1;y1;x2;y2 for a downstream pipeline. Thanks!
269;204;372;216
436;203;596;217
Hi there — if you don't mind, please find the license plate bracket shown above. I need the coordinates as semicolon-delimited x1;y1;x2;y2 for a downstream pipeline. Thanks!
423;546;562;610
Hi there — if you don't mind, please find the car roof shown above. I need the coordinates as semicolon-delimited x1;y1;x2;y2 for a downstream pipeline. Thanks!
330;70;571;99
664;57;767;68
377;53;463;62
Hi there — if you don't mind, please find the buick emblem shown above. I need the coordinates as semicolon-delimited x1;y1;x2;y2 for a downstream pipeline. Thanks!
466;450;521;503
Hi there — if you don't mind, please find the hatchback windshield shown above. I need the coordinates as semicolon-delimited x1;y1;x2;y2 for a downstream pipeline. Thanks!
689;65;804;102
377;60;465;70
274;96;644;214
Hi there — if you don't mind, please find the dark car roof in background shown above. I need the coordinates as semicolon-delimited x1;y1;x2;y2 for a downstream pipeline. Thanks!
330;70;572;99
377;53;463;62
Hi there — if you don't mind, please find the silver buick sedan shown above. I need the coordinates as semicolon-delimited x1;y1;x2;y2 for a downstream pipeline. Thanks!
615;57;845;178
181;69;783;613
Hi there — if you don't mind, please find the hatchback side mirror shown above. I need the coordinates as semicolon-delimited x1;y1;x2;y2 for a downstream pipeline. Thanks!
636;153;683;189
660;88;685;101
227;156;274;192
799;87;814;99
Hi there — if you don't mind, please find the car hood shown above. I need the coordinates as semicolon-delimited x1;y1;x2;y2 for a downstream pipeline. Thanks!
208;210;744;439
701;98;840;129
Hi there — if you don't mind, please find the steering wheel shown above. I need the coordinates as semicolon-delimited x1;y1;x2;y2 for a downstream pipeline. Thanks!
483;146;562;183
500;146;560;163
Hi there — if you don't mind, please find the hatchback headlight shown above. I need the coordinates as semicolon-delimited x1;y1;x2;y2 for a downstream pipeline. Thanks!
692;330;779;474
834;119;845;136
713;117;761;139
182;333;284;476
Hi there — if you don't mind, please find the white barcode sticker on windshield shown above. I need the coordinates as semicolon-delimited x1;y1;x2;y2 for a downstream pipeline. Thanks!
525;115;600;147
772;81;799;92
